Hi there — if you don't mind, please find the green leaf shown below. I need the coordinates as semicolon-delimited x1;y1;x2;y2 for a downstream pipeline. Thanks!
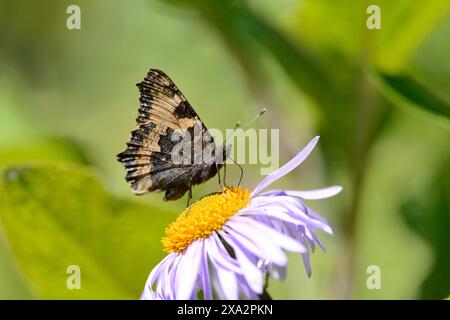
296;0;450;73
371;71;450;121
0;83;95;298
0;164;176;299
401;159;450;299
160;0;361;172
161;0;333;105
0;136;90;171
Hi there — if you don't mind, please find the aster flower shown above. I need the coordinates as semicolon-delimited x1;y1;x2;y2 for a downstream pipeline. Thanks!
141;136;342;300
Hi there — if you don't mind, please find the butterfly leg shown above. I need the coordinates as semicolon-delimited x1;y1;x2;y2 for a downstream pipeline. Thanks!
226;155;243;188
236;162;243;187
223;161;227;187
216;163;222;189
186;183;193;212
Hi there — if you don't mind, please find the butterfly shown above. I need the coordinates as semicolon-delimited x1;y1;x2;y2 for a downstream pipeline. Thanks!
117;68;225;203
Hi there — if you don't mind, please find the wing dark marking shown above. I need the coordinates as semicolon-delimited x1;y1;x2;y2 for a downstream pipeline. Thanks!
117;68;223;199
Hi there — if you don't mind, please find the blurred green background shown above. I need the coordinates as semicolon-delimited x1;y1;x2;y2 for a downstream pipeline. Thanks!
0;0;449;299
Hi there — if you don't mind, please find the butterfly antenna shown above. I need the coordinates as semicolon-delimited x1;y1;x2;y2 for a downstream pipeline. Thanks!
218;108;265;190
222;108;266;147
241;108;266;130
220;108;265;187
221;120;239;188
226;155;244;188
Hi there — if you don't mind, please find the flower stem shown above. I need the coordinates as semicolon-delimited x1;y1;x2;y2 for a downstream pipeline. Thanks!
259;274;273;300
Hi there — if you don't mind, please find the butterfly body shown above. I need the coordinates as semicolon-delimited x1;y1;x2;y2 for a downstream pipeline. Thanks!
117;68;224;201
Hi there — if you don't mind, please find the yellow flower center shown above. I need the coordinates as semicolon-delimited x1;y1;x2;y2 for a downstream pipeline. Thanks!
162;187;250;254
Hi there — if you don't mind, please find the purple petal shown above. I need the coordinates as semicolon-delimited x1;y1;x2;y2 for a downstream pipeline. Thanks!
224;223;287;265
276;198;333;234
162;254;180;299
143;253;174;298
270;264;287;281
312;232;326;252
241;207;318;235
261;185;342;199
248;197;333;234
302;204;329;224
207;233;242;274
240;207;303;226
230;216;307;254
200;241;213;300
251;136;319;197
216;269;239;300
302;252;312;278
174;240;202;299
221;233;263;294
238;275;260;299
212;270;226;299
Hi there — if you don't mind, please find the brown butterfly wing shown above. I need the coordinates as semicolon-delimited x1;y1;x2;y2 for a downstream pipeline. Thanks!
117;69;219;200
